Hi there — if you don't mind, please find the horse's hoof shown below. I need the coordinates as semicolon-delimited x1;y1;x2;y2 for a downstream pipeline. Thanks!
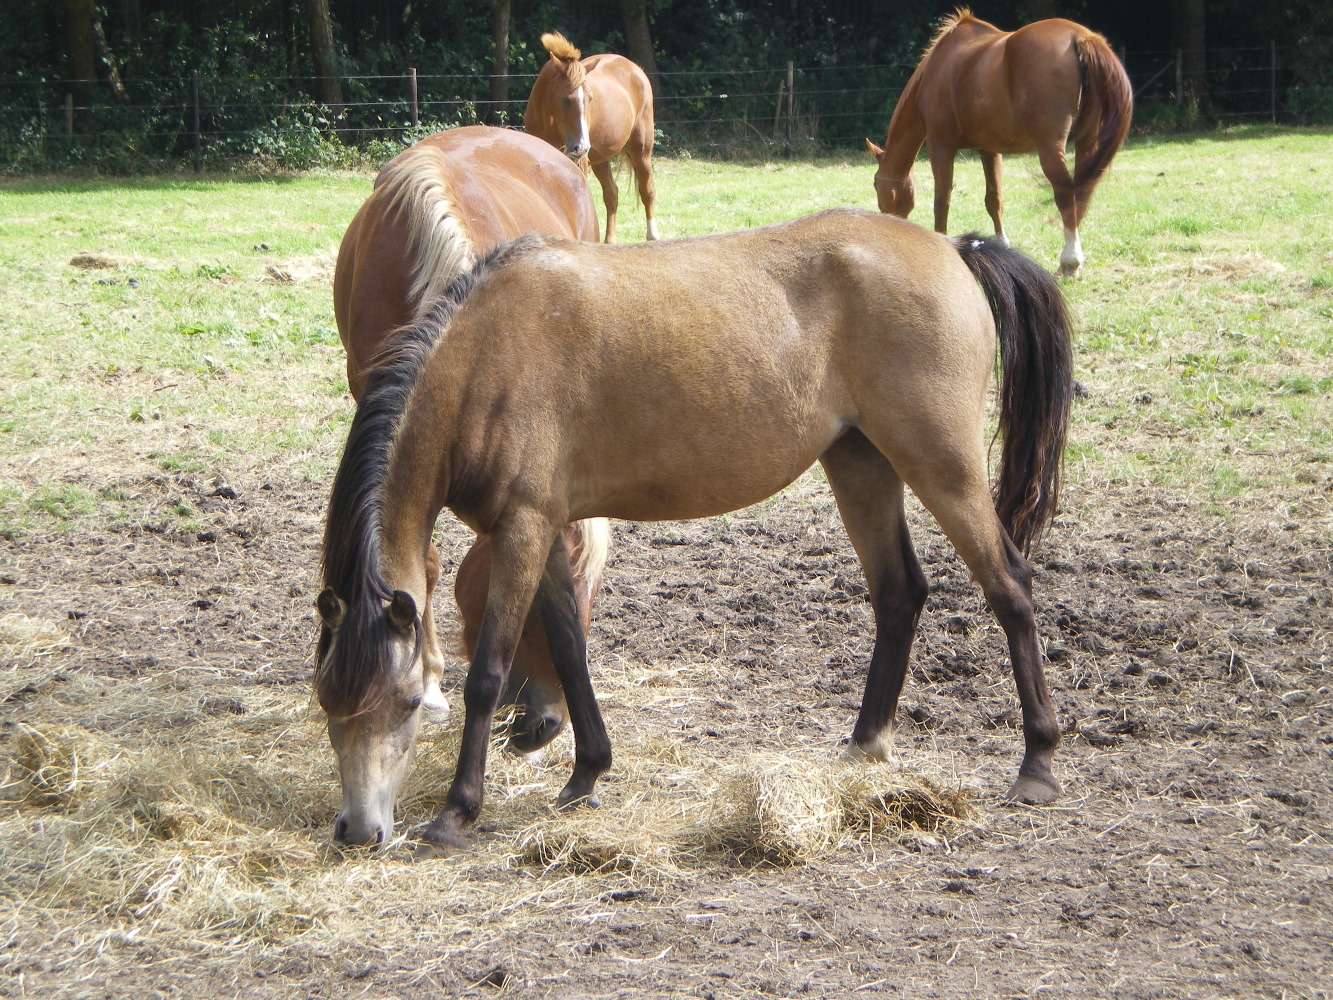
556;787;601;811
1058;261;1082;279
1004;774;1062;806
416;817;469;855
842;735;893;763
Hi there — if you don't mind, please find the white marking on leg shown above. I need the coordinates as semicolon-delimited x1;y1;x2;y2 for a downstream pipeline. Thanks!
842;732;895;762
645;218;660;241
1059;226;1084;276
994;225;1009;247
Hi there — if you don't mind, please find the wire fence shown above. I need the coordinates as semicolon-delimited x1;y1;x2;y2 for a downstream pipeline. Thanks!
1;43;1326;170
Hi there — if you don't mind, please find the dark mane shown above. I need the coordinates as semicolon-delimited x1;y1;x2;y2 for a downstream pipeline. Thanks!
315;236;546;715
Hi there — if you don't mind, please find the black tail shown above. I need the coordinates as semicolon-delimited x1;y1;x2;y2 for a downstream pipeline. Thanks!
953;234;1074;555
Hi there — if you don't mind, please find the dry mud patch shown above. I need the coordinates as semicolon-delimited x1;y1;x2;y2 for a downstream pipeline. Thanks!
0;468;1330;999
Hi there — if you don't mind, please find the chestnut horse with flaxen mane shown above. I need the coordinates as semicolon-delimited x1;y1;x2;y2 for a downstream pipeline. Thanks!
525;32;658;243
316;208;1075;849
867;9;1132;275
330;126;608;842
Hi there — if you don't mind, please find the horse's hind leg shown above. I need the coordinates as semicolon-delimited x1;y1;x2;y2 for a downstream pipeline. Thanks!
981;152;1007;244
627;133;659;240
873;437;1061;804
534;530;611;809
819;431;928;762
1036;140;1082;276
591;159;620;243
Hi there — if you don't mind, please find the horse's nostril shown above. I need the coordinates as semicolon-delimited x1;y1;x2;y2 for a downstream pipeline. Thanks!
373;826;385;846
333;815;349;843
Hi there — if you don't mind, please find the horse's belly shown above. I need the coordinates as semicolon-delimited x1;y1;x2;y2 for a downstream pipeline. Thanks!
571;426;839;523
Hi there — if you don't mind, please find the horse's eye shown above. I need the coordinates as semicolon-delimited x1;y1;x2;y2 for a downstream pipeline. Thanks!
407;695;423;713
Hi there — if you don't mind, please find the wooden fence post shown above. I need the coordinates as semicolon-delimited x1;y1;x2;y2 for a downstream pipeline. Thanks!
784;60;794;154
1270;41;1277;124
1174;49;1183;115
408;67;419;130
190;69;201;173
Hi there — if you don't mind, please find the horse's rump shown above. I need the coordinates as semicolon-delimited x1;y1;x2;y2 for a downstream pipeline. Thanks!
334;126;599;396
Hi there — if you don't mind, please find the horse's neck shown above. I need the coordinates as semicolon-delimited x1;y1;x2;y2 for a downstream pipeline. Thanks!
882;73;928;178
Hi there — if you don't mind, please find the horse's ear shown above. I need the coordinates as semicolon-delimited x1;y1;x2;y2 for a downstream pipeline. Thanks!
387;590;417;634
317;588;346;630
865;138;885;163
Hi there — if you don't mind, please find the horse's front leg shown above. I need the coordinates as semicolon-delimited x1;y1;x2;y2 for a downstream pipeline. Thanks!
535;530;611;808
591;159;619;243
421;513;555;851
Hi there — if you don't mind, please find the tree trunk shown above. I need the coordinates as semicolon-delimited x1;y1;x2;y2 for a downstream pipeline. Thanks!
619;0;661;111
305;0;345;135
1171;0;1209;115
488;0;511;125
59;0;98;120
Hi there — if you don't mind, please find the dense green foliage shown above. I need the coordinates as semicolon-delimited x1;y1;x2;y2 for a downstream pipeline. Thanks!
1;1;1331;171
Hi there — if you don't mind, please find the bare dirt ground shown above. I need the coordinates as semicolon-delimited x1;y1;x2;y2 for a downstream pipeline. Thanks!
2;459;1331;999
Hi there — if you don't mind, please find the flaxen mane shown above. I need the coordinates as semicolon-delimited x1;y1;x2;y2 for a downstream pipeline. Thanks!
541;32;587;87
377;145;478;322
316;237;546;716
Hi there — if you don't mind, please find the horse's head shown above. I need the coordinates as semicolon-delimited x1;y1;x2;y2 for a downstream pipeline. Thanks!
865;139;915;218
315;586;426;847
540;32;592;162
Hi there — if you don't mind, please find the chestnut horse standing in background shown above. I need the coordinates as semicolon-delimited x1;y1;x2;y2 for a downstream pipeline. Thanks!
525;32;659;243
332;126;609;801
867;9;1132;276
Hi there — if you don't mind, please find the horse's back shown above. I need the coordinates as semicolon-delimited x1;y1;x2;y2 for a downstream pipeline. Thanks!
418;210;994;526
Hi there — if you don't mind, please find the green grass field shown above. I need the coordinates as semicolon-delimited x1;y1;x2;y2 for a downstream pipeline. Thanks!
1;127;1330;538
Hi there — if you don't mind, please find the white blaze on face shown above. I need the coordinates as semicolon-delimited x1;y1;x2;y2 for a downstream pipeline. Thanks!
567;86;591;159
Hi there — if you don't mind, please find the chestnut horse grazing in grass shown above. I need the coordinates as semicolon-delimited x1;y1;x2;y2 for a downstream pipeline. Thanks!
331;126;609;820
316;208;1075;849
866;9;1132;276
525;32;659;243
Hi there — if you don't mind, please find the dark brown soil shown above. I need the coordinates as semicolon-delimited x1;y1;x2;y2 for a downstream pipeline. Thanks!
2;467;1330;999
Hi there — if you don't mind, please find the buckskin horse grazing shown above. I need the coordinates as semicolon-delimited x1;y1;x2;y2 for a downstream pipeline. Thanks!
866;9;1132;276
316;208;1074;849
525;32;659;243
332;125;609;779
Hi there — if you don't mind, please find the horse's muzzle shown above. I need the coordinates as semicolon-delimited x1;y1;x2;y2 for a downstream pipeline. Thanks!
334;811;388;847
507;710;567;754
